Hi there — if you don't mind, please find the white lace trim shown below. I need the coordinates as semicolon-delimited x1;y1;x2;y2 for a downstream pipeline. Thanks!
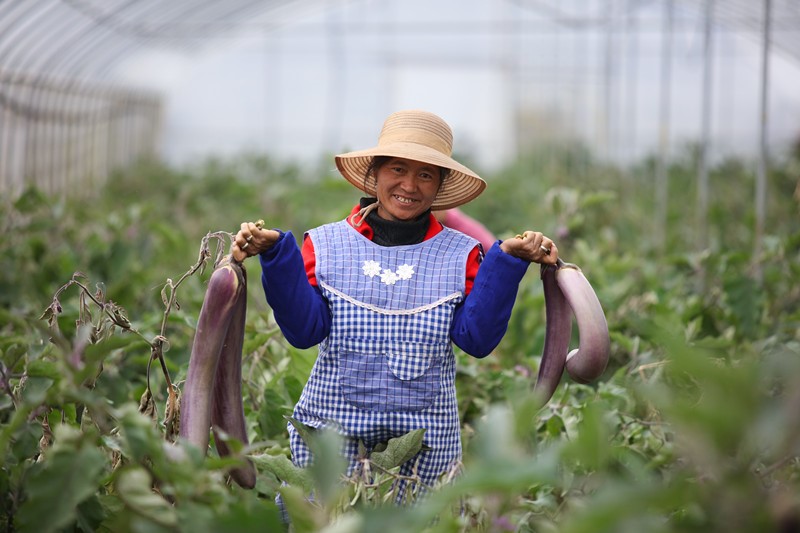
320;281;462;315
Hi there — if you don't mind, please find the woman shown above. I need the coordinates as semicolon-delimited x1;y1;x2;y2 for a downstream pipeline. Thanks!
232;110;558;499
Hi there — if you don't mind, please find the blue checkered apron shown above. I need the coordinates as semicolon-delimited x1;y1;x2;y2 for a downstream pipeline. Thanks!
289;219;477;495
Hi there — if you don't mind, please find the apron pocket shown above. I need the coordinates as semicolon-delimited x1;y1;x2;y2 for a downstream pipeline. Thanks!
339;339;445;412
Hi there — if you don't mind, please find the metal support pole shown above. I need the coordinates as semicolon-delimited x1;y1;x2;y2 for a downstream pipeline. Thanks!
600;0;615;162
754;0;771;281
655;0;674;253
697;0;714;252
322;6;344;154
0;74;10;193
625;0;639;173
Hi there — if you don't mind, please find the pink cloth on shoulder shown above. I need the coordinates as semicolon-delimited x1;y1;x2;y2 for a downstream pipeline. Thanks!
440;208;496;252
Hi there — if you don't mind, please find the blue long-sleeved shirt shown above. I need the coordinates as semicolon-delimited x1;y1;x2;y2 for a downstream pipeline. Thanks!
259;230;529;358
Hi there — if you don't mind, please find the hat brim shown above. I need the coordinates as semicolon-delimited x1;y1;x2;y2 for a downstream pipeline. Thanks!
335;142;486;211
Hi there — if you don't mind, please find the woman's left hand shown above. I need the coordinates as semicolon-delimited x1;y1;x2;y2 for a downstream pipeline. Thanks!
500;231;559;265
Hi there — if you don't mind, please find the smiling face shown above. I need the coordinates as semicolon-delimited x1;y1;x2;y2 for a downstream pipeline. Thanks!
373;157;443;221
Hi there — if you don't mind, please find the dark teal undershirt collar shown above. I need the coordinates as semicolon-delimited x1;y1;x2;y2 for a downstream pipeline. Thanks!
359;197;431;247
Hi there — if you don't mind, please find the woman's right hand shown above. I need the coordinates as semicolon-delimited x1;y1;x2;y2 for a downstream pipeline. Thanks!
232;221;281;262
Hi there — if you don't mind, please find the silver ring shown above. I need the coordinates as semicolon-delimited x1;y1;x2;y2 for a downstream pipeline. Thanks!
241;242;250;250
246;235;253;243
540;245;551;255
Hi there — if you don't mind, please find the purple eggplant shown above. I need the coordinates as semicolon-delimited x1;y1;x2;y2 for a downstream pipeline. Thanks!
179;259;243;454
556;263;610;384
533;264;573;406
211;264;256;489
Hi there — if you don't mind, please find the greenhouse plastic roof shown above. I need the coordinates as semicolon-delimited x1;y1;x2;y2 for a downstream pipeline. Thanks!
0;0;798;86
0;0;333;83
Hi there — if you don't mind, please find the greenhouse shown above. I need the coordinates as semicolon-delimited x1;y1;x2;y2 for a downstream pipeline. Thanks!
1;1;799;531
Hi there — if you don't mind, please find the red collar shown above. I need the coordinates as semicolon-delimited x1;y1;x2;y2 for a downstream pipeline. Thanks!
346;204;443;242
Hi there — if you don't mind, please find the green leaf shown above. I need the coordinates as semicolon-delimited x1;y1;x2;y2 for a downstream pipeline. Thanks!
11;420;43;462
279;485;321;533
564;402;611;471
26;359;61;380
115;404;163;463
175;502;217;533
307;429;346;503
16;428;106;533
369;428;426;471
469;405;522;463
75;495;108;533
250;453;315;493
13;186;49;213
258;388;289;438
369;440;385;454
723;274;761;338
283;376;305;404
211;499;285;532
579;190;617;209
20;376;53;405
545;415;566;437
80;335;139;381
285;415;316;446
2;341;28;364
62;402;78;425
114;467;178;527
211;428;245;454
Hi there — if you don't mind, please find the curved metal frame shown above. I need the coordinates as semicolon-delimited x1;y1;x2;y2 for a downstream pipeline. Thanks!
0;0;301;195
0;0;797;198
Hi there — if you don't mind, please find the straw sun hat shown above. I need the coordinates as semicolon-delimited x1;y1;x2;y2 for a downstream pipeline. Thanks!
334;110;486;211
